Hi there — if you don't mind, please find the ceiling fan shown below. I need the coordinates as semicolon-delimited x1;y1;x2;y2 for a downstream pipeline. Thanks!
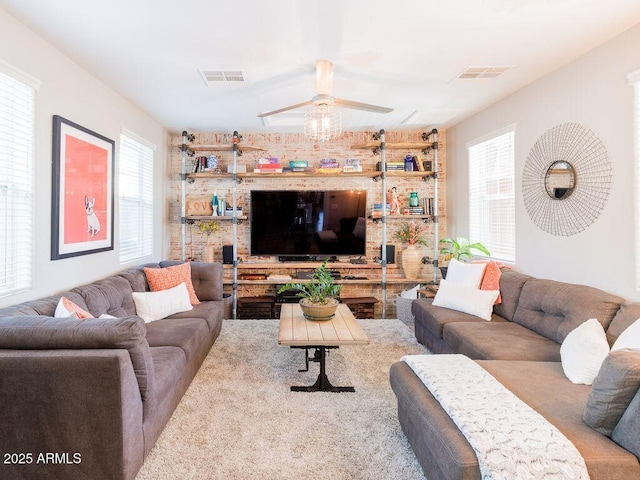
257;60;394;118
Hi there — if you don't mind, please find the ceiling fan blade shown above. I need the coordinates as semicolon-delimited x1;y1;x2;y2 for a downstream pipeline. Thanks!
257;100;312;118
316;59;334;96
334;98;394;114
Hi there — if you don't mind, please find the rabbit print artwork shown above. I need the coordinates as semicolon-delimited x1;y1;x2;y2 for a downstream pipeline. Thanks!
85;196;101;237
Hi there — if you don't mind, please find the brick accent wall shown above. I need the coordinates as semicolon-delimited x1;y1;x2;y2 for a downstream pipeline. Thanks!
168;129;446;317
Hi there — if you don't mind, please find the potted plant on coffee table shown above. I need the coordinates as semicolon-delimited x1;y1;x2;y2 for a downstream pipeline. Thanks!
277;260;342;321
438;237;490;278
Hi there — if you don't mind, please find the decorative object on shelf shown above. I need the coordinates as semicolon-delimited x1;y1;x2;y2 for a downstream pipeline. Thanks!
409;192;419;207
387;187;402;214
197;220;220;263
522;123;612;236
438;237;490;279
277;260;342;321
395;220;429;279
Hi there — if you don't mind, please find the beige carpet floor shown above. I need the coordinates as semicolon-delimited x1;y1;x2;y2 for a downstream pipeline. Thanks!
136;319;429;480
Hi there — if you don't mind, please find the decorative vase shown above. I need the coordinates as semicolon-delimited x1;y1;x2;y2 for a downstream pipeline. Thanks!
299;297;339;321
202;240;215;263
401;244;422;280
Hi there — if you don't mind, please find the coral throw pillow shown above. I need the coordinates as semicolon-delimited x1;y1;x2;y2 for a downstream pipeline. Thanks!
144;262;200;305
480;261;503;305
55;297;94;319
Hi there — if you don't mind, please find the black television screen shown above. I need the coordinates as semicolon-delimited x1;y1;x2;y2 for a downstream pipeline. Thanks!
250;190;367;257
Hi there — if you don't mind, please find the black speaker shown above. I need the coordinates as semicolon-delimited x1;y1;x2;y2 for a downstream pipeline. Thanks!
381;245;395;264
222;245;234;264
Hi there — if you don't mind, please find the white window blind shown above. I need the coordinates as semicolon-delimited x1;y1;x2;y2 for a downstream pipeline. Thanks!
468;128;515;262
119;133;154;263
0;69;35;297
630;70;640;289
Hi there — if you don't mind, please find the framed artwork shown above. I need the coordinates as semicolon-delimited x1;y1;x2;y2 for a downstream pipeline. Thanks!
51;115;115;260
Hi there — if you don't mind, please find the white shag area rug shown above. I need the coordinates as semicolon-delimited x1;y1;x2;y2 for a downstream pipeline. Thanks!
136;319;429;480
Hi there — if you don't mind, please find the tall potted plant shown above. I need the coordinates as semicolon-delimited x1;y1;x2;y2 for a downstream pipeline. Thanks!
277;260;342;320
439;237;490;278
394;220;428;279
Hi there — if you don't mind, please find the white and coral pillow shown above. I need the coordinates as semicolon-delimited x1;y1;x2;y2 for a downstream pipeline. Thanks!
55;297;94;319
132;282;193;323
432;279;499;321
561;318;610;385
144;262;200;305
611;318;640;351
445;258;487;288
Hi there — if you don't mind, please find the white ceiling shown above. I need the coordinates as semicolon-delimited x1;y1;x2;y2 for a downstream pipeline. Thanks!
2;0;640;134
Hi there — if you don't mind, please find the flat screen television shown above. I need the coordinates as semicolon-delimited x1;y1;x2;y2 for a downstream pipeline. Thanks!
250;190;367;258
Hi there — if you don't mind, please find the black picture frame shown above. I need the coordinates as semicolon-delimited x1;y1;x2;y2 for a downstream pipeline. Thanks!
51;115;115;260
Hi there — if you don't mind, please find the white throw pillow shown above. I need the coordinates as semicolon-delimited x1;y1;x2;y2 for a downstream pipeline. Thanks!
132;282;193;323
560;318;610;385
432;279;499;321
445;258;487;288
611;318;640;351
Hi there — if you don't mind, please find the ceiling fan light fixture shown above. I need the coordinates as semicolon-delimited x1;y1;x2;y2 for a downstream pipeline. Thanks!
304;104;342;142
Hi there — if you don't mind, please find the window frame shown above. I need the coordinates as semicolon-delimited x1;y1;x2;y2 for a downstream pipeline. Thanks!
466;125;516;263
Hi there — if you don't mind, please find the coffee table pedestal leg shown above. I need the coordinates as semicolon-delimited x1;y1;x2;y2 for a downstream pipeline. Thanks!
290;346;355;393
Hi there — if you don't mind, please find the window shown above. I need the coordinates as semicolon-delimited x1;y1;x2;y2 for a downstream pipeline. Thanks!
119;130;154;263
467;126;515;262
629;69;640;289
0;62;38;297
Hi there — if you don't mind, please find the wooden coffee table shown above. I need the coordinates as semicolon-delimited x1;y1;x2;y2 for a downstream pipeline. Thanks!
278;303;370;392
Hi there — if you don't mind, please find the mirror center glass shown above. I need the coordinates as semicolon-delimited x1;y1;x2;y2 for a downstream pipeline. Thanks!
545;161;575;199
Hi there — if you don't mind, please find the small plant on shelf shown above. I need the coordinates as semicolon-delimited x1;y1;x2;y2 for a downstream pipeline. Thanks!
394;220;428;246
196;220;220;244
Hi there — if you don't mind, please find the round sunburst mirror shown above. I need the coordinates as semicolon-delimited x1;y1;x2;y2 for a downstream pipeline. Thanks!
522;123;612;236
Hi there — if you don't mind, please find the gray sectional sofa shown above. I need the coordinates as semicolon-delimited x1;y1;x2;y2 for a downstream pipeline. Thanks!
390;269;640;480
0;261;223;480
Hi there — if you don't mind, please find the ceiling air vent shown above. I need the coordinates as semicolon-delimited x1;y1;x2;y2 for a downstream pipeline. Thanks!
199;69;246;86
455;66;511;80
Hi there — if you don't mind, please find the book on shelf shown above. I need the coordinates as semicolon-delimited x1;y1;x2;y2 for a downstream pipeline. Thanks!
257;157;279;165
289;160;309;168
282;166;310;172
253;167;283;173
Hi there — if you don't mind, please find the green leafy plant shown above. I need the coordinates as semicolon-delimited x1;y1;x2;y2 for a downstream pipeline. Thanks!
439;237;490;262
277;260;342;305
394;220;428;246
196;220;220;241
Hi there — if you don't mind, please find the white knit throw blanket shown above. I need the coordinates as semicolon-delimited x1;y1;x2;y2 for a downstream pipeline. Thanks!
402;354;590;480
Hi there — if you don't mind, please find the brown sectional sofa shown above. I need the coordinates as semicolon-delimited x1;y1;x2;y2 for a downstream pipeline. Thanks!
0;261;223;480
390;269;640;480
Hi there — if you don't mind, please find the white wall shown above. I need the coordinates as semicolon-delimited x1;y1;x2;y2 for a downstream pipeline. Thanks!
0;9;167;308
447;22;640;301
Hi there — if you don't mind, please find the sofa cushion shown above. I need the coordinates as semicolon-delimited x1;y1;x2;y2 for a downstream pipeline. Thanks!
443;321;562;361
0;315;154;400
118;264;159;293
412;298;506;340
493;269;531;322
445;258;487;288
71;276;136;317
132;283;193;322
144;262;200;305
165;301;222;333
55;297;94;319
145;317;210;363
584;350;640;436
560;318;610;385
612;386;640;459
479;360;640;478
160;260;223;301
511;278;623;344
432;279;499;321
611;319;640;351
607;302;640;347
0;292;88;318
149;346;187;405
